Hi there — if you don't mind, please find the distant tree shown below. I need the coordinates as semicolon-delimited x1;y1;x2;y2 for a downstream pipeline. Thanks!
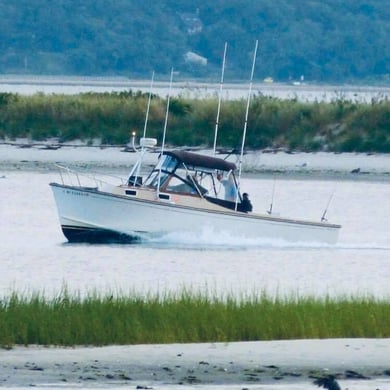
0;0;388;82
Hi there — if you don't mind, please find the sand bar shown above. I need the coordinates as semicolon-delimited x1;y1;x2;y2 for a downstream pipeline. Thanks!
1;142;390;181
1;339;389;387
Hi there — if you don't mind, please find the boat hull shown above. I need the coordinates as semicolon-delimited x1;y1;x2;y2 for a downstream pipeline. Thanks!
61;225;141;244
50;183;341;245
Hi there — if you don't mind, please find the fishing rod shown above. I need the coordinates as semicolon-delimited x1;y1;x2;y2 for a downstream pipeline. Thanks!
267;176;276;214
321;189;336;222
157;67;174;197
235;39;259;211
213;42;227;156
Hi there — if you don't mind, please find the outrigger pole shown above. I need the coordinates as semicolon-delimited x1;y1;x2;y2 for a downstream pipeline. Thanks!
213;42;228;155
133;71;155;181
143;71;155;140
157;67;174;197
235;40;259;210
127;71;155;184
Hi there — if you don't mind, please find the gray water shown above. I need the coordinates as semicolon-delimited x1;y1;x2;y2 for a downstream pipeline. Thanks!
1;162;390;390
1;170;389;299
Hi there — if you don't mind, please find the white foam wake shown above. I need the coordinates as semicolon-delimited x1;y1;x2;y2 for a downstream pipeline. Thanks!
139;227;385;250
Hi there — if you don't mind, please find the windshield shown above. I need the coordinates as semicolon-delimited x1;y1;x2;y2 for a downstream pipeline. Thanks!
143;155;178;188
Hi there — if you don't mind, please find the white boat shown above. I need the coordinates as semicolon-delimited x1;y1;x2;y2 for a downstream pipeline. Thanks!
50;45;340;245
50;147;341;245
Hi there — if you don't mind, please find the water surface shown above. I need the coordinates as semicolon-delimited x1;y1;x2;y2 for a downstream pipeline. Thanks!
1;170;389;299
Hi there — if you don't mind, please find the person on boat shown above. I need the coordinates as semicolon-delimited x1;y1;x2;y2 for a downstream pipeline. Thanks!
217;172;236;201
241;192;253;213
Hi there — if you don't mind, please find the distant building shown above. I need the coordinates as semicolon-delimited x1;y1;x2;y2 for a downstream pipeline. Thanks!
179;10;203;35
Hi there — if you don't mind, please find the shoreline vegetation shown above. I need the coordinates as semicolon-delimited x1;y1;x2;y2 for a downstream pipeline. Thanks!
0;91;389;153
1;289;389;348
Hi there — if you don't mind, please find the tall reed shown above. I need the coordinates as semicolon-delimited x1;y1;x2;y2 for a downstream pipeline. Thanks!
0;289;388;347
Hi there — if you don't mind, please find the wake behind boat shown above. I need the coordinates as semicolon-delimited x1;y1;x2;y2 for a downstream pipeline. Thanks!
50;145;341;245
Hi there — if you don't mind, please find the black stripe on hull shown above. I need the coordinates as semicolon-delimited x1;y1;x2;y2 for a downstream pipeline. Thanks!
61;225;141;244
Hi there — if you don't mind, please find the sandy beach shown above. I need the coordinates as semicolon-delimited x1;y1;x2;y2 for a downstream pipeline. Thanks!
1;339;390;388
1;141;390;181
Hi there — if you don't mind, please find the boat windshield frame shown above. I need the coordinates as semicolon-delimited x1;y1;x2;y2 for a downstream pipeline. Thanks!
143;151;239;199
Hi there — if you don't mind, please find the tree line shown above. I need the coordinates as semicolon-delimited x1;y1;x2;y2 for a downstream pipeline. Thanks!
0;0;389;83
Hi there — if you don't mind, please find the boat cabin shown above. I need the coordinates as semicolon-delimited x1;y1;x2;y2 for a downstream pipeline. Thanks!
142;150;252;213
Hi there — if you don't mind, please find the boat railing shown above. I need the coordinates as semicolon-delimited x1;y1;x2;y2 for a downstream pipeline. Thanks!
54;164;126;189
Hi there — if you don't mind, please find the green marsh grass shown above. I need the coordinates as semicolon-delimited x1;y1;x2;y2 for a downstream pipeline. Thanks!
0;289;389;347
1;91;389;152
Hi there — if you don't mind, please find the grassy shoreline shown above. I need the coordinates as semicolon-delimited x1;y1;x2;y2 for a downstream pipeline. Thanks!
1;289;389;347
1;91;389;153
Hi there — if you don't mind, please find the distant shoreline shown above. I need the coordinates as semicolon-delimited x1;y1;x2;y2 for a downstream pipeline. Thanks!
1;75;389;102
1;74;389;89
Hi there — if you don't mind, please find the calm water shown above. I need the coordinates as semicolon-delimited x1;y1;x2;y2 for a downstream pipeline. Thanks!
1;168;389;390
1;170;389;299
1;76;389;102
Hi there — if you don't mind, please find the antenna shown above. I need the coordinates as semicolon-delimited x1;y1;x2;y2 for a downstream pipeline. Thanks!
157;67;174;196
213;42;227;155
235;40;259;210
